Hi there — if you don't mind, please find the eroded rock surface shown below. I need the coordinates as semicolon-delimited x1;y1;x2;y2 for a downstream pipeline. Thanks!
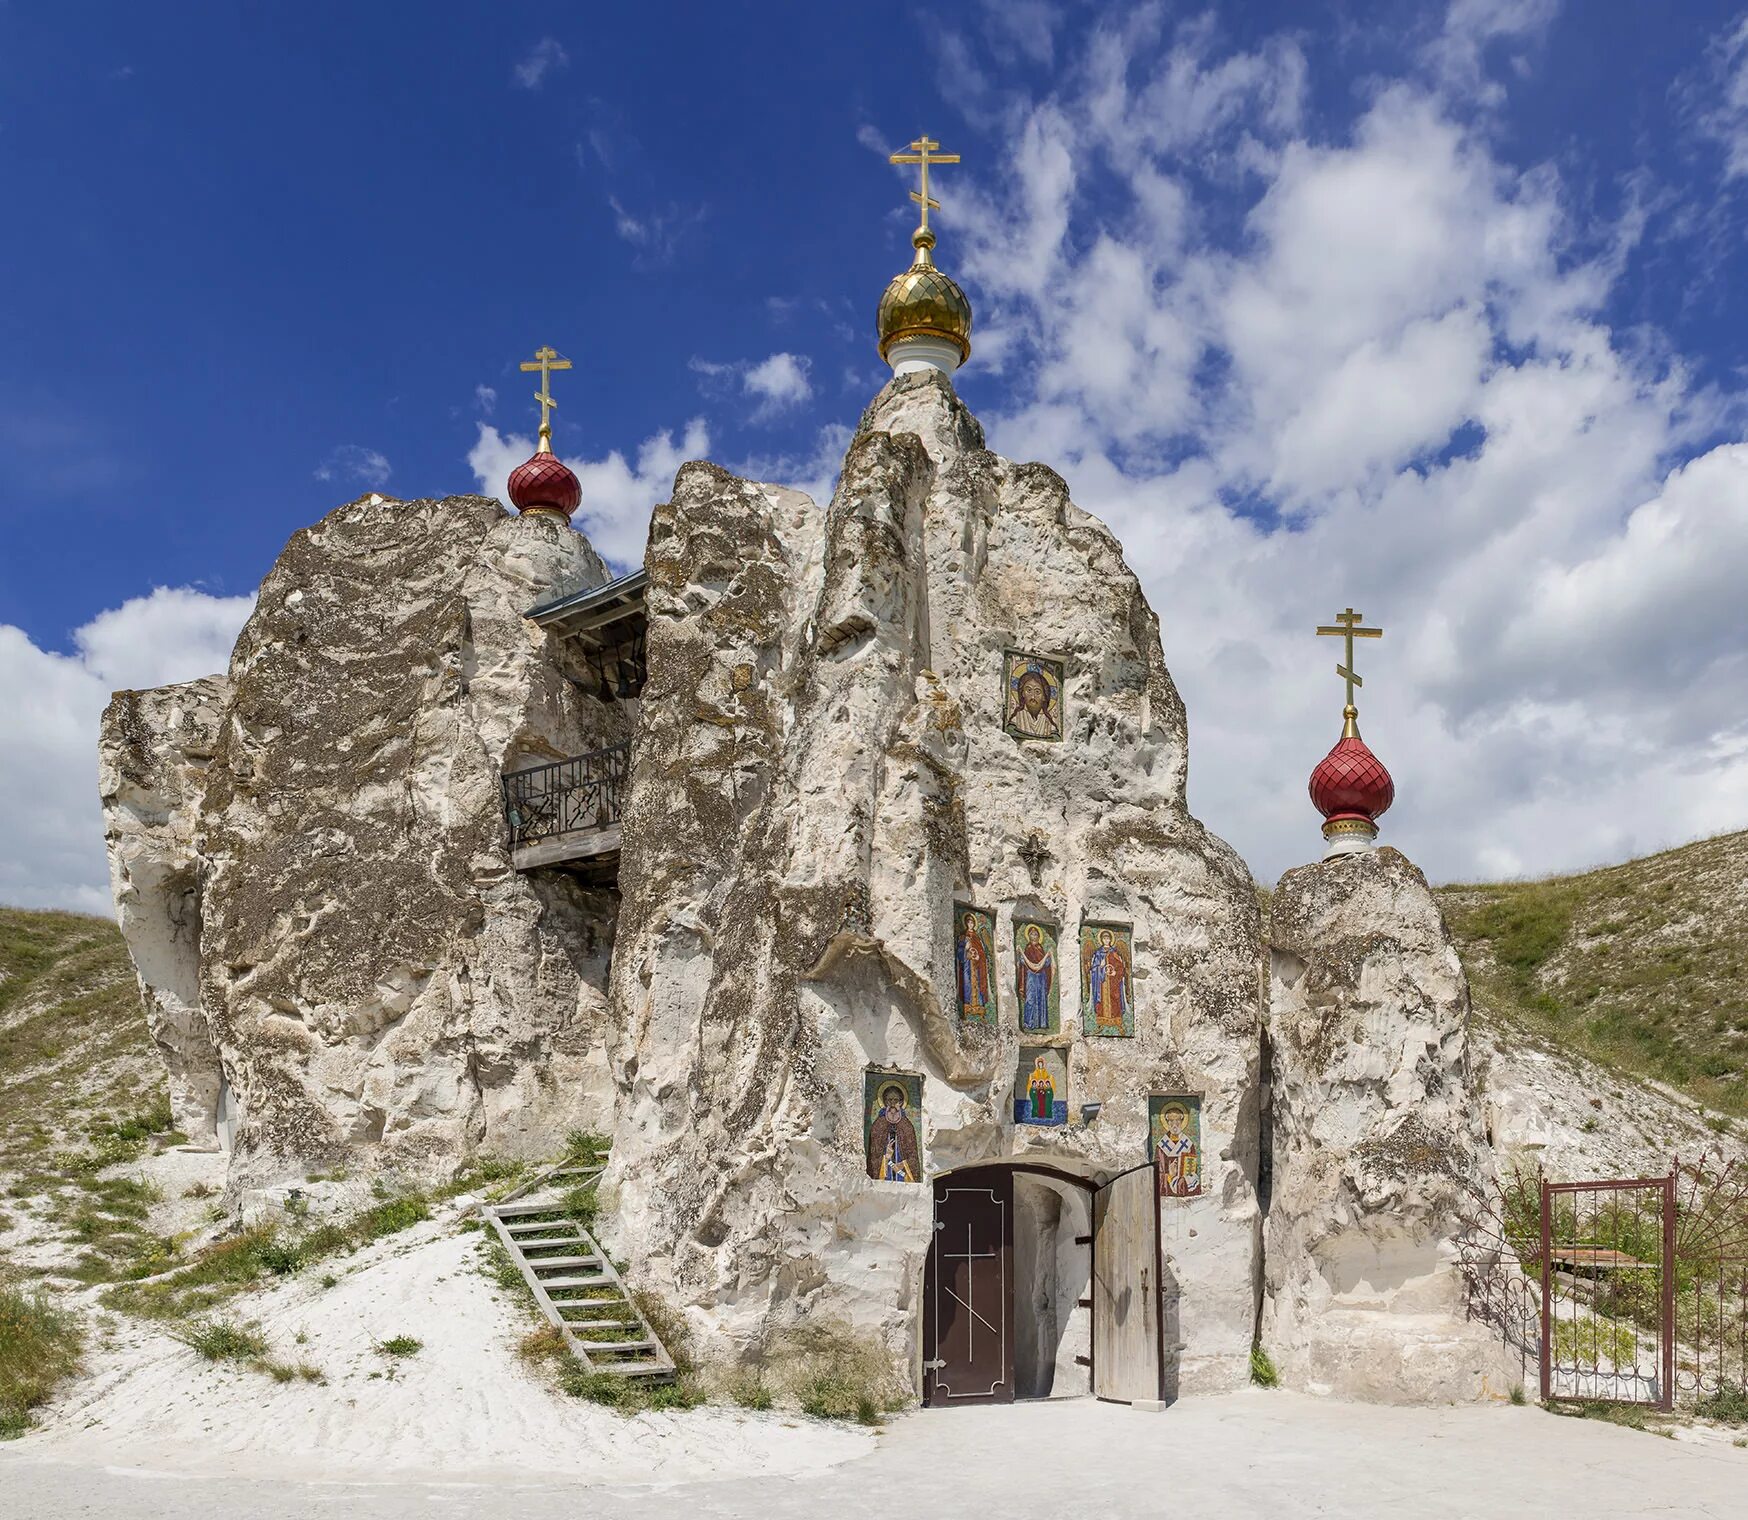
1265;845;1512;1401
100;495;624;1190
101;676;232;1143
604;371;1262;1391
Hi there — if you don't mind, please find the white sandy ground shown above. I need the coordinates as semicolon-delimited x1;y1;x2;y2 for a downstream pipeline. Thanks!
6;1196;1748;1518
4;1389;1747;1520
8;1201;869;1489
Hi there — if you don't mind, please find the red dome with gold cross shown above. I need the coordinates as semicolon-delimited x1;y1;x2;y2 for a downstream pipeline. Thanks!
1310;731;1394;825
1310;607;1392;855
508;344;580;522
508;451;581;518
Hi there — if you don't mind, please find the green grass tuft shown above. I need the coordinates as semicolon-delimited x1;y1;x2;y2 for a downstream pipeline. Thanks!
378;1335;422;1357
0;1286;84;1438
174;1317;269;1363
1249;1344;1279;1388
1696;1380;1748;1424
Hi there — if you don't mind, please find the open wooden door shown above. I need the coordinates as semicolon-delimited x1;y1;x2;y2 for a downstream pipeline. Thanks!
1091;1163;1162;1404
923;1169;1015;1405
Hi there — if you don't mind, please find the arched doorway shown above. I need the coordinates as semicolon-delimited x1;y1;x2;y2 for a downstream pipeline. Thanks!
922;1161;1163;1408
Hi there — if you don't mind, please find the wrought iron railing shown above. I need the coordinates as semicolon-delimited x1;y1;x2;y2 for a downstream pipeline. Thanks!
501;741;631;849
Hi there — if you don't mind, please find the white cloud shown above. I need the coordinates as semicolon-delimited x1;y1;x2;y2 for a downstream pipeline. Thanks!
314;444;391;488
689;352;814;421
605;195;703;264
743;353;813;413
942;10;1748;885
474;384;497;415
1424;0;1559;105
0;590;254;912
513;38;568;91
468;419;710;570
1690;15;1748;181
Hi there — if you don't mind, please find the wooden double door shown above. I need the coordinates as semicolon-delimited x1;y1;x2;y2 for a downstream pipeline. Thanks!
922;1164;1161;1406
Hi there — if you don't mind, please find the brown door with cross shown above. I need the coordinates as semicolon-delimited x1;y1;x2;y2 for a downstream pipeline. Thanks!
923;1168;1015;1405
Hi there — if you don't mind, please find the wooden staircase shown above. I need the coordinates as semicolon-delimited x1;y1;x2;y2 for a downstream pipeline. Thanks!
482;1161;674;1382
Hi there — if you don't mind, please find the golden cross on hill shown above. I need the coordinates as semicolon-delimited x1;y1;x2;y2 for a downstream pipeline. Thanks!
1316;607;1383;736
519;345;573;453
889;134;961;237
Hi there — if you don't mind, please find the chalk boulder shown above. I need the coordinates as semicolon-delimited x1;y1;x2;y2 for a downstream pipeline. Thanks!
99;495;624;1190
1264;845;1512;1401
603;371;1263;1391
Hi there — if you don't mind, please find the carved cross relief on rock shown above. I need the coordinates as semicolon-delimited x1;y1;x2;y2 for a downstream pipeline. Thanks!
1019;831;1052;887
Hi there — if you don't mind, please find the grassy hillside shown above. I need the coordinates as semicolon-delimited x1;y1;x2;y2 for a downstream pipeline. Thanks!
0;907;164;1175
1439;829;1748;1119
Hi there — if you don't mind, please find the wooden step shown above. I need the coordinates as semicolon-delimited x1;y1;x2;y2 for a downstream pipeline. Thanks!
585;1359;673;1377
527;1254;600;1271
559;1316;638;1329
507;1219;574;1234
493;1201;567;1219
539;1275;615;1291
572;1338;655;1354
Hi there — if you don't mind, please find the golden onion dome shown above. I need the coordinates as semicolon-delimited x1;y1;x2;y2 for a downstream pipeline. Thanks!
877;228;973;363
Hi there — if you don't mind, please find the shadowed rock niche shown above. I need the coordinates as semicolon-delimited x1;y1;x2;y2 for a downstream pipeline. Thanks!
1264;846;1517;1401
100;494;626;1192
604;370;1263;1394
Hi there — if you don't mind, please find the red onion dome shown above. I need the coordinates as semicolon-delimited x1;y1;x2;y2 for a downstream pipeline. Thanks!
508;450;581;519
1309;733;1395;824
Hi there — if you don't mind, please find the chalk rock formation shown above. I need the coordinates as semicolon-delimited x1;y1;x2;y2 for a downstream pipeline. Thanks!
604;371;1262;1390
100;495;624;1190
100;675;232;1143
1264;846;1511;1401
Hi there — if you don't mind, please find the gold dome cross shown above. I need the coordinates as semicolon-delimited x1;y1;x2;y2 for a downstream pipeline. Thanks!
519;345;573;454
889;135;961;237
1316;607;1383;737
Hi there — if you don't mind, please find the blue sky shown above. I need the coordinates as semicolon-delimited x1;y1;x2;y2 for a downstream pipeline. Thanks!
5;1;1748;908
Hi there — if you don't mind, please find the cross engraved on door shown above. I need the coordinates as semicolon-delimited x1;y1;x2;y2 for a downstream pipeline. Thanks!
933;1186;1007;1398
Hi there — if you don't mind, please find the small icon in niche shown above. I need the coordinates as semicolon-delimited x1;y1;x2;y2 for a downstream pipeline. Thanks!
1003;650;1064;742
1014;1045;1068;1127
865;1071;923;1184
1149;1094;1202;1198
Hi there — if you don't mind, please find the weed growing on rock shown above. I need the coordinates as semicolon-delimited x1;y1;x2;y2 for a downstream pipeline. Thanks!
378;1335;422;1357
1249;1344;1279;1388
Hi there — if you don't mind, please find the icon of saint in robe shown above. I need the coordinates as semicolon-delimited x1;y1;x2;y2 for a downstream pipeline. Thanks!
1155;1103;1199;1197
1016;924;1055;1032
1027;1056;1056;1122
867;1084;921;1183
1087;928;1130;1034
956;913;993;1021
1007;663;1061;740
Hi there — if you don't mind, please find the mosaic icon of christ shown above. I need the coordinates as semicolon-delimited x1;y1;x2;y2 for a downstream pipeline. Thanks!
1003;653;1063;742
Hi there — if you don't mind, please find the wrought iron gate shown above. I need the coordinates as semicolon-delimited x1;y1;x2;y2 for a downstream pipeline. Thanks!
1672;1156;1748;1406
1538;1175;1674;1408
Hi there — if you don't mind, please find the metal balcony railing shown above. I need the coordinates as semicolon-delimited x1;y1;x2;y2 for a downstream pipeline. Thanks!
501;741;631;849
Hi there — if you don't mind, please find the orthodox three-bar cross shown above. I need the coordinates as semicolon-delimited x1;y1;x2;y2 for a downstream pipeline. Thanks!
889;135;960;235
1316;607;1383;722
520;345;572;451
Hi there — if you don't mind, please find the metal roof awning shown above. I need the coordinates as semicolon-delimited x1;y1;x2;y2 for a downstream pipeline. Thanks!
528;567;648;648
